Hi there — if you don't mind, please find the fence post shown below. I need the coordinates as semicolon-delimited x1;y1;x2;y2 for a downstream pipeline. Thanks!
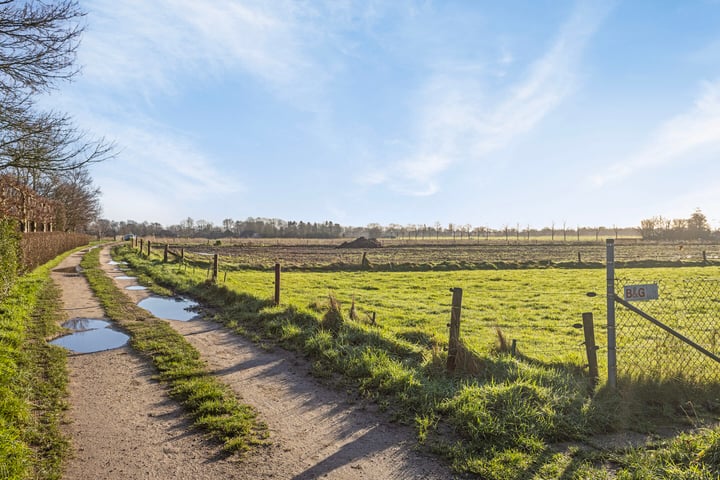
582;312;599;386
180;248;184;263
274;263;281;306
139;239;144;255
578;252;582;263
147;240;151;257
703;250;708;264
447;287;463;373
212;254;218;283
163;244;169;263
606;239;617;389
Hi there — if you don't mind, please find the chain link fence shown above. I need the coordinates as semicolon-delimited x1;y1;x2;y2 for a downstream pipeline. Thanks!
614;276;720;383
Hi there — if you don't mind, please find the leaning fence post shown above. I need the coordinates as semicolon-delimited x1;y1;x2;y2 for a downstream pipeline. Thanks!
274;263;281;306
582;312;599;386
447;287;463;373
212;254;218;283
606;239;617;389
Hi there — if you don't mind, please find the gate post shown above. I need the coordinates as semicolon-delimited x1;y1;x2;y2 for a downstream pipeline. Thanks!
606;239;617;389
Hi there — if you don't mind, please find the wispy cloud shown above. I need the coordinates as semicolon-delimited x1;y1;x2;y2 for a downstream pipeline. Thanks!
592;80;720;186
92;116;240;197
80;0;331;105
363;1;612;195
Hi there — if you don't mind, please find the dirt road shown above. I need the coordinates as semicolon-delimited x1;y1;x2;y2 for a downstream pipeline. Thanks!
53;246;453;479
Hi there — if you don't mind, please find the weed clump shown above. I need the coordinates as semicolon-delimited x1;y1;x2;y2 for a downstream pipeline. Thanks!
321;295;344;334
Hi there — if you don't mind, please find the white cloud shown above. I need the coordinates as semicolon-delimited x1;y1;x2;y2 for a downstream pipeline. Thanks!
80;0;328;105
365;1;612;195
592;80;720;186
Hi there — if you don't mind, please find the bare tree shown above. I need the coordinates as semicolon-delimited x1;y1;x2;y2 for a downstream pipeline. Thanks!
51;166;100;231
0;0;84;96
1;110;114;173
0;1;114;231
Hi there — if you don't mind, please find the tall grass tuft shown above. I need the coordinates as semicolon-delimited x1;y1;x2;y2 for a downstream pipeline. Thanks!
321;294;344;334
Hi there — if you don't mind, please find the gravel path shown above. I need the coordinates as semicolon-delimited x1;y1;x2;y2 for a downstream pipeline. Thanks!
52;246;454;479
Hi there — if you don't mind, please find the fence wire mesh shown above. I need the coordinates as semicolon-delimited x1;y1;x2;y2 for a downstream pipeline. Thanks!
615;276;720;383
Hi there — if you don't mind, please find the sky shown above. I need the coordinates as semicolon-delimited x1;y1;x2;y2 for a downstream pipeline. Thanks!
40;0;720;230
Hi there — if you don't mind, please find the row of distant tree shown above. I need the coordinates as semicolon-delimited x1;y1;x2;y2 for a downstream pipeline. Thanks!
91;209;717;242
639;209;713;241
91;216;667;242
0;2;111;233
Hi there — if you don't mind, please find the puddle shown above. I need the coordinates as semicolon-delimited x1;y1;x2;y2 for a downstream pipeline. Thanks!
108;260;128;265
138;296;200;321
53;266;82;274
50;318;129;354
125;285;148;291
114;276;137;280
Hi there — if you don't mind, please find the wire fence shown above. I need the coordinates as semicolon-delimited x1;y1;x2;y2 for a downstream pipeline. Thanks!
132;240;603;374
614;276;720;383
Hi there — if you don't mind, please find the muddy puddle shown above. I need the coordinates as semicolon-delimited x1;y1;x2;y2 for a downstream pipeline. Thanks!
51;318;129;354
138;296;199;321
125;285;148;291
114;275;137;281
108;260;127;266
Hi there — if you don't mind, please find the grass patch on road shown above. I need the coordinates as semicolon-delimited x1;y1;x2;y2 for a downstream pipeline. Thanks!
80;246;266;453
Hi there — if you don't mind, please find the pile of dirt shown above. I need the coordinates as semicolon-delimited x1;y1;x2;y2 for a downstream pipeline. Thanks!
337;236;382;249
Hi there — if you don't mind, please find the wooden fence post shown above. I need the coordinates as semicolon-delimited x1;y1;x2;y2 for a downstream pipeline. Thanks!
274;263;281;305
447;287;463;373
147;240;151;257
139;239;144;255
212;254;218;283
163;244;169;263
703;250;708;264
582;312;599;386
180;248;185;263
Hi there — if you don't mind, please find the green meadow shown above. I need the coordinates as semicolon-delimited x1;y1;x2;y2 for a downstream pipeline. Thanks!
121;244;720;479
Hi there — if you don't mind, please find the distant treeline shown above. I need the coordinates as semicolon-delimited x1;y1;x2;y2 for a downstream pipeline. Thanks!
639;209;715;241
92;216;650;241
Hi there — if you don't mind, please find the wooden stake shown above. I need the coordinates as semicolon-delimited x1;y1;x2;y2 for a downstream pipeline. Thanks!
582;312;599;386
274;263;281;306
447;287;463;373
212;254;218;283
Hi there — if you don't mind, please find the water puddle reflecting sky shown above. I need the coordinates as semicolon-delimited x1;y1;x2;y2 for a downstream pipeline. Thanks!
137;296;199;321
51;318;129;354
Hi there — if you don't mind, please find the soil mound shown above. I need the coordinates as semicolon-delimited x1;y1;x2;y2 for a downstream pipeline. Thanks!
337;237;382;249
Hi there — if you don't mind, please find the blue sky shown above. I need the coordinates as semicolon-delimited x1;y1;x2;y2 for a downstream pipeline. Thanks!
42;0;720;229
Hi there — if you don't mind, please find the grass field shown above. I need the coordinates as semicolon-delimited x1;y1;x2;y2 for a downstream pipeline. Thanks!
119;241;720;479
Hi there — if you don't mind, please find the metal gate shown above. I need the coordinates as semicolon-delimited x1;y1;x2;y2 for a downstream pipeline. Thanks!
606;239;720;387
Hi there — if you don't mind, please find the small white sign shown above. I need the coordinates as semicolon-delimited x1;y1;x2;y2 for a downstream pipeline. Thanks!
623;284;659;301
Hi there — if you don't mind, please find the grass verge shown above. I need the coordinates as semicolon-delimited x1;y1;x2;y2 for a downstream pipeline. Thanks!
79;245;266;453
0;250;71;479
